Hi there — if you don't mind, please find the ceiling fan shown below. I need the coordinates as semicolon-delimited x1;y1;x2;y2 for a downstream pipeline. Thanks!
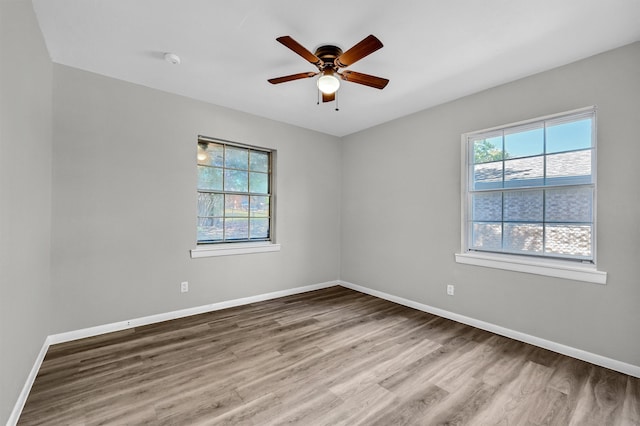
268;35;389;103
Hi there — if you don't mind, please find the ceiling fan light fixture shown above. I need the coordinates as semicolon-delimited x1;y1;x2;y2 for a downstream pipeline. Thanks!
317;70;340;94
197;143;208;162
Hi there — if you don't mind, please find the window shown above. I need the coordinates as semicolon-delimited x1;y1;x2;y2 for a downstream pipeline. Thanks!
196;137;273;247
458;107;605;283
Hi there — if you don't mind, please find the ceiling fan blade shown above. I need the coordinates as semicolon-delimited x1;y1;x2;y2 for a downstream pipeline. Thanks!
276;36;323;67
268;72;318;85
340;71;389;89
335;35;383;68
322;92;335;103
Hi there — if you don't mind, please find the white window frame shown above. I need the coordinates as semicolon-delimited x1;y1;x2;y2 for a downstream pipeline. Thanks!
190;136;280;258
456;106;606;284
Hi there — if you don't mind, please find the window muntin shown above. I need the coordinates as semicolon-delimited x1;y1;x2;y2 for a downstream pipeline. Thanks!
465;108;596;261
197;138;272;244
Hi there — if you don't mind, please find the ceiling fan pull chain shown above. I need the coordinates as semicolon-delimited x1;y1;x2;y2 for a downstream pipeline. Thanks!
317;88;320;105
335;91;339;112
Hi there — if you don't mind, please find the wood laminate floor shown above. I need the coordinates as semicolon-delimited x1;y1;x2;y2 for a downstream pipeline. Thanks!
18;286;640;425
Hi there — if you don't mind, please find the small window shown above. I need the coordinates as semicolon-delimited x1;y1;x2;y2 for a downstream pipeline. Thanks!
463;107;596;262
196;137;272;245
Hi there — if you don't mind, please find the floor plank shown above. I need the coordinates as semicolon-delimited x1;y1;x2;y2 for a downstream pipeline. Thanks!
18;286;640;425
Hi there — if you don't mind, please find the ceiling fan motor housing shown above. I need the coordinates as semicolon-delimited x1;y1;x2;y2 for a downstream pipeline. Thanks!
315;45;343;70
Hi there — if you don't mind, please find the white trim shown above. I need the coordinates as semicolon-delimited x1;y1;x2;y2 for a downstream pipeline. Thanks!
338;280;639;378
455;252;607;284
9;281;338;423
7;338;51;426
190;242;281;258
464;105;597;136
49;280;335;344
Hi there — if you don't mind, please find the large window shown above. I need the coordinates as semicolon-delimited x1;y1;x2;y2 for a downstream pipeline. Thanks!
463;107;596;262
196;137;272;245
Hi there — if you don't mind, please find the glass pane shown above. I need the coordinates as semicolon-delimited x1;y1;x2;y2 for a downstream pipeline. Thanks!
197;217;223;242
197;142;224;166
471;223;502;250
473;136;503;164
504;127;543;159
197;193;223;217
224;170;248;192
473;162;502;190
546;150;592;185
249;172;268;194
250;151;269;172
225;195;249;217
250;196;269;217
503;223;543;253
225;147;248;170
545;224;592;258
504;157;544;188
545;187;592;223
250;218;269;239
503;190;543;222
197;166;223;191
546;118;592;154
225;218;249;240
472;192;502;221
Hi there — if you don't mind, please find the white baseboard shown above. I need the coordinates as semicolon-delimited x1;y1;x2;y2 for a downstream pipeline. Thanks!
338;280;640;379
7;337;51;426
49;280;338;345
8;280;338;425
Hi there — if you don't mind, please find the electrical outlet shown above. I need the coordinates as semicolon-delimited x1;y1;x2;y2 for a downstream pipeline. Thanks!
180;281;189;293
447;284;455;296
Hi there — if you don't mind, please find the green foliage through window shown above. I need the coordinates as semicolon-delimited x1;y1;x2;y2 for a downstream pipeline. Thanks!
197;139;272;244
473;139;505;163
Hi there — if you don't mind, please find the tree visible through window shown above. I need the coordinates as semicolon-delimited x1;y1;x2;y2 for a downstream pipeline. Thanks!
464;107;596;261
197;138;272;244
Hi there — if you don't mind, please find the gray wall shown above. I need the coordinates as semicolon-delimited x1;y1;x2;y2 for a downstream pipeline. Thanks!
50;65;342;333
341;42;640;366
0;0;53;422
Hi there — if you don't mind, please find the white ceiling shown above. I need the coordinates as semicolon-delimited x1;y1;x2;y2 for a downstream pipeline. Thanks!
32;0;640;137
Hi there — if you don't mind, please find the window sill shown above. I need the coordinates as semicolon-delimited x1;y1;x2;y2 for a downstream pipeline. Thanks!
191;242;281;258
455;252;607;284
